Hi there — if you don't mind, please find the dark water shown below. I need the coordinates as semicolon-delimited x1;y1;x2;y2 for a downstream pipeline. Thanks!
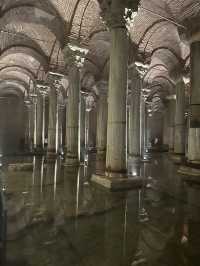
0;153;200;266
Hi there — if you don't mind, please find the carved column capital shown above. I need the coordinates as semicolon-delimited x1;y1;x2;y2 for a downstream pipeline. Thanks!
63;44;88;69
100;0;126;29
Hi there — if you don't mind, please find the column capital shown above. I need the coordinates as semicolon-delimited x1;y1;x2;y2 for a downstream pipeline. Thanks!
93;81;108;98
63;44;88;69
100;0;126;29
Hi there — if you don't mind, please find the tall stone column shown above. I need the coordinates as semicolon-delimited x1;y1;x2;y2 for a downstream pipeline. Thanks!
35;92;43;152
92;0;142;190
96;86;108;156
57;103;65;154
47;85;58;158
129;78;141;159
24;103;34;152
163;110;169;149
42;94;47;150
174;81;185;155
105;1;128;175
80;94;86;162
168;99;176;151
179;41;200;176
64;65;80;166
188;41;200;164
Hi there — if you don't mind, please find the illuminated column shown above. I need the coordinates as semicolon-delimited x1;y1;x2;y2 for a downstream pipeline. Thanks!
57;102;65;154
188;41;200;163
174;81;185;155
105;0;128;175
41;94;47;150
96;84;108;156
92;0;142;190
168;99;176;151
64;65;80;166
24;102;34;151
80;94;86;161
47;85;58;158
35;92;43;151
129;76;141;159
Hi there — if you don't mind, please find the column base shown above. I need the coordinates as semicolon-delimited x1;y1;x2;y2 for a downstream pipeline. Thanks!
170;153;185;164
96;152;106;161
91;173;143;191
128;155;141;163
34;146;45;155
178;163;200;180
8;163;33;171
63;157;79;167
46;150;58;162
141;154;152;163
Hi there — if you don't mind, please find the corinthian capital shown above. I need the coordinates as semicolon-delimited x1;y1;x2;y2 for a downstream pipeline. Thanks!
100;0;126;29
63;44;88;69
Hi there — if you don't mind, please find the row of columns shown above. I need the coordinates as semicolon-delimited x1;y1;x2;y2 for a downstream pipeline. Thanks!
163;39;200;169
23;0;143;190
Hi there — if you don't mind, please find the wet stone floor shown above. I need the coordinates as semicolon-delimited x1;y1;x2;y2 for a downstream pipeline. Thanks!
0;153;200;266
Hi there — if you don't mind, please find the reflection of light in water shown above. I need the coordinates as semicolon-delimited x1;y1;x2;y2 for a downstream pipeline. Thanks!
53;160;58;200
32;156;36;185
76;168;80;217
40;157;45;193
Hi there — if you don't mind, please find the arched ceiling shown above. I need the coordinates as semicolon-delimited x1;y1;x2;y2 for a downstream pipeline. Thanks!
0;0;105;98
0;0;198;108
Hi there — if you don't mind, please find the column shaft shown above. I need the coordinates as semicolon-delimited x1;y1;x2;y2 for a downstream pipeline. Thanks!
188;41;200;163
80;95;86;149
168;100;176;151
174;81;185;154
36;93;43;150
106;4;128;175
47;86;57;157
65;66;80;165
129;83;141;157
57;105;64;154
96;91;108;155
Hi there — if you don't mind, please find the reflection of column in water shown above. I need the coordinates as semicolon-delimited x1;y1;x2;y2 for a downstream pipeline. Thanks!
104;192;140;266
40;157;45;193
64;167;80;219
53;160;58;201
30;157;45;209
186;184;200;262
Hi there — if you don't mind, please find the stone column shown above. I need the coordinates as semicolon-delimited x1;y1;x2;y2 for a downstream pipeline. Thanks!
187;42;200;163
168;99;176;151
24;103;34;151
80;94;86;162
35;92;43;152
129;79;141;159
64;66;80;166
92;0;142;190
57;103;65;154
163;110;169;149
174;81;185;155
42;94;47;150
105;0;128;176
96;87;108;156
47;86;58;158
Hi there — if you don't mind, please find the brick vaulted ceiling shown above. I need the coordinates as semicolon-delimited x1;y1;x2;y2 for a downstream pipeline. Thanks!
0;0;199;103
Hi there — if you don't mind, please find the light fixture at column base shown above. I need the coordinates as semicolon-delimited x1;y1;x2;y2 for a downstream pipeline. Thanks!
91;173;143;191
